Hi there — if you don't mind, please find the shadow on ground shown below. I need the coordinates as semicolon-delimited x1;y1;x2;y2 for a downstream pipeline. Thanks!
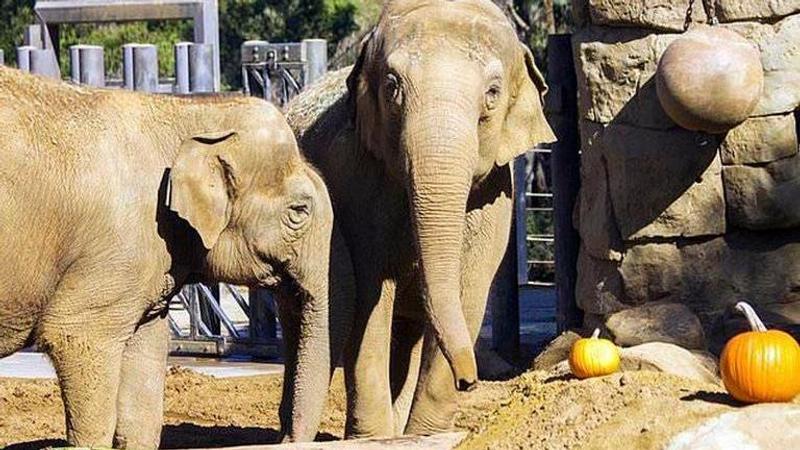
2;425;339;450
681;391;743;407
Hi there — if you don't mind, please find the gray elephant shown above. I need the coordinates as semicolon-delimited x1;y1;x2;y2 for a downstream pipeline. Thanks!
286;0;555;438
0;67;352;448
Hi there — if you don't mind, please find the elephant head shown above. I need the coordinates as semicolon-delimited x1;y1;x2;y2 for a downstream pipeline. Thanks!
168;121;340;441
347;0;555;390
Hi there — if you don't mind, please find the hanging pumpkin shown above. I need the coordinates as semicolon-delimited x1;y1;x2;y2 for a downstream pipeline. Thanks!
720;302;800;403
655;25;764;134
569;328;620;379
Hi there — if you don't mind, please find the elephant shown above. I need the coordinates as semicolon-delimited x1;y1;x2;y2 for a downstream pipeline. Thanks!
286;0;555;438
0;67;353;448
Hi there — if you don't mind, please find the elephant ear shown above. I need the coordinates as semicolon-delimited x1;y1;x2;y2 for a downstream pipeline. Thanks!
169;130;238;249
346;30;382;154
497;44;557;167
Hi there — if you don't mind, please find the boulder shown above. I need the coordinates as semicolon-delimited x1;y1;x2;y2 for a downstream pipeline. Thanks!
751;15;800;116
601;124;725;240
547;342;720;383
573;27;679;126
587;0;707;32
577;126;624;261
605;301;706;350
576;249;629;315
619;342;720;384
723;153;800;230
533;331;582;371
619;231;800;333
719;113;797;164
715;0;800;23
665;404;800;450
708;301;800;354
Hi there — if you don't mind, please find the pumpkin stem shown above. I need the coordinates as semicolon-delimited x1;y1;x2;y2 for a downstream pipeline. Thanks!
591;328;601;339
735;302;767;332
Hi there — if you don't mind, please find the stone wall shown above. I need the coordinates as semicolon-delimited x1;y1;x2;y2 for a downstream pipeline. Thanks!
571;0;800;352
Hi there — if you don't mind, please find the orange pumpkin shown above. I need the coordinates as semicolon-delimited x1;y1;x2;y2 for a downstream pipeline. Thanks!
569;328;620;379
720;302;800;403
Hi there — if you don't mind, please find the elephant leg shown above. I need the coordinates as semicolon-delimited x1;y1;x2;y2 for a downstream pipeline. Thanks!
38;320;125;446
390;316;425;435
405;182;513;435
114;315;169;449
344;278;396;439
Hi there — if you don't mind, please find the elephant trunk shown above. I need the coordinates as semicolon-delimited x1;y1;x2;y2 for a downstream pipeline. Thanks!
405;104;479;391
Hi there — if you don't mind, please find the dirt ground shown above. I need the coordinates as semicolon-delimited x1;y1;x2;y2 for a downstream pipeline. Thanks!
0;365;788;449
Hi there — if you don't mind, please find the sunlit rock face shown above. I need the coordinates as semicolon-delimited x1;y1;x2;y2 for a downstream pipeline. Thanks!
571;1;800;352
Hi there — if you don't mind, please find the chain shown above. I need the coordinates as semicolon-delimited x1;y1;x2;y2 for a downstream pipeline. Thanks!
683;0;695;31
703;0;719;25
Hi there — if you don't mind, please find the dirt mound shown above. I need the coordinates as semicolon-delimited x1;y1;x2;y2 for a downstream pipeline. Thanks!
1;365;795;449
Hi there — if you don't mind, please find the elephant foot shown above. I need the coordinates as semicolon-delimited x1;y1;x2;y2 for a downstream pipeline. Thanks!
403;409;456;436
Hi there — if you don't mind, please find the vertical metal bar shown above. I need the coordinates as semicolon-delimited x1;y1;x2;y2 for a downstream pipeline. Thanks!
23;24;43;49
302;38;327;87
189;43;215;93
17;46;33;72
174;42;191;94
133;44;158;92
122;43;135;90
69;45;81;83
515;156;530;287
548;34;582;332
0;50;4;66
194;0;220;91
30;48;60;79
70;45;104;87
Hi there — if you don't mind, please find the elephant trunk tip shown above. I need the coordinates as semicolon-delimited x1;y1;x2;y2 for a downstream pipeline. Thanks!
451;347;478;392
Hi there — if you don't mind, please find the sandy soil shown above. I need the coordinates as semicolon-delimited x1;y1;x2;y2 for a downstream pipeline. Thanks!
0;365;784;450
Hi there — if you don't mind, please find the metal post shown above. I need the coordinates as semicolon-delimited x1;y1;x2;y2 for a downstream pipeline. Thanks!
29;48;61;79
195;0;220;91
189;43;215;93
548;34;582;332
69;45;105;87
174;42;191;94
0;50;4;66
23;25;43;49
123;44;158;92
302;38;327;86
17;46;33;72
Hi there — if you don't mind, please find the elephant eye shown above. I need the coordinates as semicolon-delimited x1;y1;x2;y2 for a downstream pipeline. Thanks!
384;73;402;106
285;202;311;230
485;83;501;112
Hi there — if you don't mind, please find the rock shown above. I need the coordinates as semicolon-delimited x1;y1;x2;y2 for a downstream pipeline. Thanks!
751;15;800;116
723;153;800;230
689;350;720;377
601;124;725;240
573;27;679;127
719;113;797;164
708;302;800;354
577;126;624;260
576;249;630;315
619;342;720;384
533;331;582;371
665;404;800;450
619;230;800;335
605;302;706;350
715;0;800;23
587;0;707;32
547;342;720;383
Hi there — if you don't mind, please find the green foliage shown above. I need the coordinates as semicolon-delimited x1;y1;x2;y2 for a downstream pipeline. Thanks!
58;21;192;79
0;0;34;65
